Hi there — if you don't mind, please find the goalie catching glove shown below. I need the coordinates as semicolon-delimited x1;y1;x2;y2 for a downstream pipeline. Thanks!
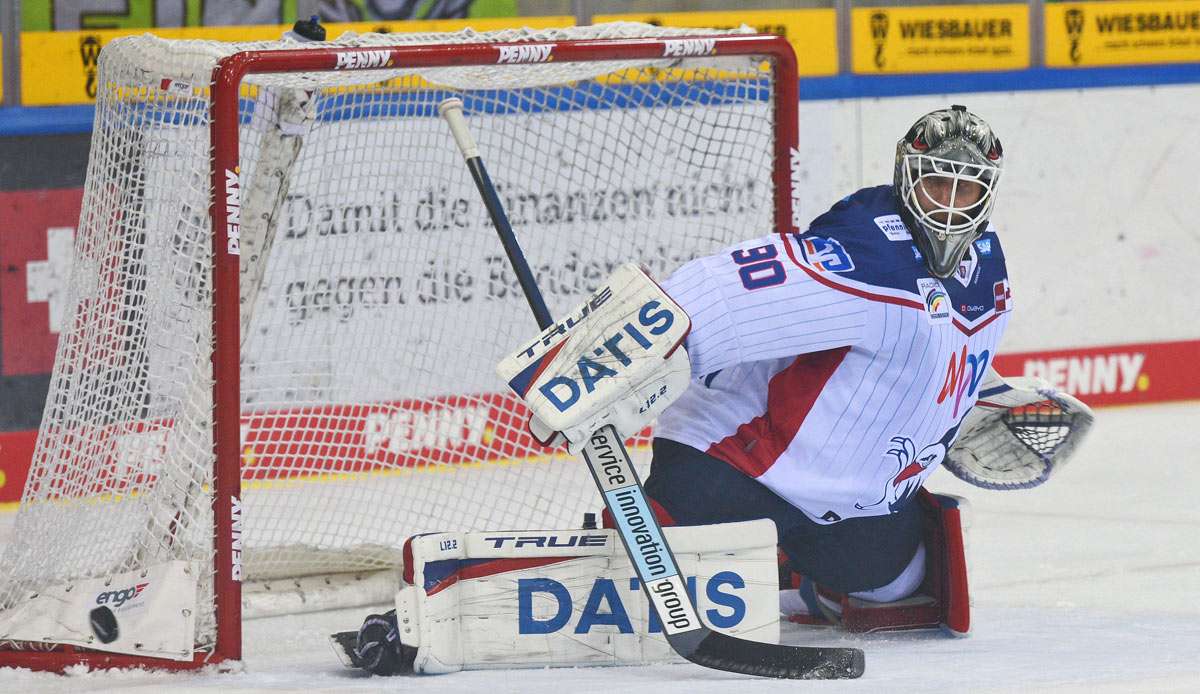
945;369;1095;490
497;263;692;453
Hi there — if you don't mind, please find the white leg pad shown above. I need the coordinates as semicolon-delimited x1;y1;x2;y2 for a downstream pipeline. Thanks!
399;519;781;672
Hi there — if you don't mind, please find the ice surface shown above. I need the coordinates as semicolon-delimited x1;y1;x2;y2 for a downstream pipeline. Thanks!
2;402;1199;693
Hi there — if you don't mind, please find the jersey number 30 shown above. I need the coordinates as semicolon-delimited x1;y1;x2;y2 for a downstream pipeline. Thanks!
732;244;786;290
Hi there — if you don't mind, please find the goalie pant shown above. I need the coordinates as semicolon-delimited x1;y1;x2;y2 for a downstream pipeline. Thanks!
619;439;971;634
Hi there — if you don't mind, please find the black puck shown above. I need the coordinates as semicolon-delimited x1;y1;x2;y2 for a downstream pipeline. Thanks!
90;605;119;644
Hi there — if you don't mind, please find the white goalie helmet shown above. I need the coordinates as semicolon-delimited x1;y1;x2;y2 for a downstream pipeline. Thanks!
894;105;1004;278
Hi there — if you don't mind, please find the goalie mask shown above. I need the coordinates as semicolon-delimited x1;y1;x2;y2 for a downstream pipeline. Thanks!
894;105;1003;278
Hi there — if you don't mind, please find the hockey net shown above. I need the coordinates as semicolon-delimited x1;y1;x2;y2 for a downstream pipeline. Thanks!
0;23;797;669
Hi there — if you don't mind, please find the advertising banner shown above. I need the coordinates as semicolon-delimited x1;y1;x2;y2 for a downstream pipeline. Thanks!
0;189;84;377
3;338;1197;510
21;0;517;30
19;15;572;106
852;4;1029;73
1046;1;1200;67
0;430;37;507
596;9;839;77
992;339;1200;408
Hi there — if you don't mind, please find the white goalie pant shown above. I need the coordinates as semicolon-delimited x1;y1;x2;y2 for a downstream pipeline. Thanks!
395;520;780;672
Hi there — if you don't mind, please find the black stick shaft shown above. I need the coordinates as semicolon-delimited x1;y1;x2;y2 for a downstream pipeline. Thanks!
437;97;863;680
463;157;553;330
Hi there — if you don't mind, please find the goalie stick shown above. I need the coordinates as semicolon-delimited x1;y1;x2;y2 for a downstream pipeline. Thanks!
438;97;865;680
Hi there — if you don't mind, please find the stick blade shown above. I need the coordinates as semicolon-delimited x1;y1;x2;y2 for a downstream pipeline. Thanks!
676;630;865;680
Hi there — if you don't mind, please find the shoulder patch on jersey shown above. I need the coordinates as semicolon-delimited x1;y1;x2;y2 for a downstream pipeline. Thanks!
974;238;993;257
874;214;911;241
993;279;1012;313
916;278;951;324
798;236;855;273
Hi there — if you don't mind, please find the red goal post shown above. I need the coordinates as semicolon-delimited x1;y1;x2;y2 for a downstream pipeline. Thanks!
0;27;799;672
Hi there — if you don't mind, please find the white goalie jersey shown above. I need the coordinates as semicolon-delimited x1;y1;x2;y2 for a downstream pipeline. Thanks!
654;186;1013;524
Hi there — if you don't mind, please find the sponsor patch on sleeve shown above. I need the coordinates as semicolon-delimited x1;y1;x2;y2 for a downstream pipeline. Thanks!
799;236;855;273
874;214;911;241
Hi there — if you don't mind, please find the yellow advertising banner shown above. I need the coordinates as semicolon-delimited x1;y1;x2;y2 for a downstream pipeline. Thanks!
852;4;1029;73
20;16;573;106
595;10;839;77
1046;1;1200;67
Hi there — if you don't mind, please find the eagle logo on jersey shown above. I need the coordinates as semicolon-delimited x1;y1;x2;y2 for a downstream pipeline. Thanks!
857;423;962;513
855;437;946;513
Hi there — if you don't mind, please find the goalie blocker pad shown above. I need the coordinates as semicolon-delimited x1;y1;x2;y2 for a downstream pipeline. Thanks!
496;263;692;450
384;520;779;673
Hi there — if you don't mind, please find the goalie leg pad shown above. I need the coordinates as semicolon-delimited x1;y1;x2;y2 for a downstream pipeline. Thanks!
917;490;971;635
374;521;781;674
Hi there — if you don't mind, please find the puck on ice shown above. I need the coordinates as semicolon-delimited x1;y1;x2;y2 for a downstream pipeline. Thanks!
90;605;119;643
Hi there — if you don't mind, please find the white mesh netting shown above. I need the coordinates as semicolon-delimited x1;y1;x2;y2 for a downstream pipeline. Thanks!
0;22;781;657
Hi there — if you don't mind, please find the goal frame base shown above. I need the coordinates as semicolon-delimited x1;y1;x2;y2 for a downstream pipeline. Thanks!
0;647;235;674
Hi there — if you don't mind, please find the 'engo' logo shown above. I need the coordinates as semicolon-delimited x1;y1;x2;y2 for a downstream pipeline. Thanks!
497;44;555;64
224;168;241;256
335;50;391;70
96;582;150;608
663;38;717;58
231;496;244;581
